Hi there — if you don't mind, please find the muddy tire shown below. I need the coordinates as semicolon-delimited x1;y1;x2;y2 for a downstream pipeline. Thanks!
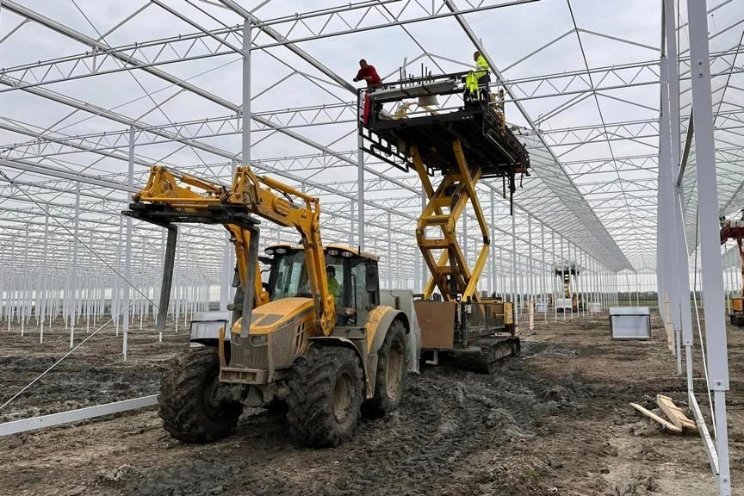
159;347;242;444
364;320;409;418
286;346;364;447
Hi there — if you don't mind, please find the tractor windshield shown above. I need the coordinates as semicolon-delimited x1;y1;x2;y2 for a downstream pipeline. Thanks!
269;250;310;299
267;249;345;302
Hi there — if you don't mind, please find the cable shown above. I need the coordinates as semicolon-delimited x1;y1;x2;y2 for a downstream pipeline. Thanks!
689;201;717;437
0;303;132;411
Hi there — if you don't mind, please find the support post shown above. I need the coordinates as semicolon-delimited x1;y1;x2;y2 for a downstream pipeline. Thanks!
687;0;731;492
122;126;135;360
528;214;533;328
541;222;547;322
511;210;517;330
490;190;496;295
242;21;252;163
387;211;392;288
69;183;81;347
357;134;365;251
40;214;49;343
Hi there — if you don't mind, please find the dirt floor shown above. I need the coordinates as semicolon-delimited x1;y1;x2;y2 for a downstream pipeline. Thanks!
0;309;741;496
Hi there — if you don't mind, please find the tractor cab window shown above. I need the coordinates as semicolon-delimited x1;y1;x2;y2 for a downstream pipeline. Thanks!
269;250;309;299
351;260;371;324
325;262;343;301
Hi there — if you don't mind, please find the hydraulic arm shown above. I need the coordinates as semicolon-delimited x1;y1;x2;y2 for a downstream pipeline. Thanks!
125;165;335;336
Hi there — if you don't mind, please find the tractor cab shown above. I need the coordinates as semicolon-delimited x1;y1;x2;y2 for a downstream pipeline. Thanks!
263;243;380;326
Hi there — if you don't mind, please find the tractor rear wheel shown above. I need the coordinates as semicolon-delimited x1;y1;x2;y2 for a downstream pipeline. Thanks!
159;346;242;443
364;319;409;418
286;346;364;447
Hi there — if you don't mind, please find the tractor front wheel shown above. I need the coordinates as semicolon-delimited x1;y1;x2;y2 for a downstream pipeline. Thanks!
159;347;242;443
286;346;364;447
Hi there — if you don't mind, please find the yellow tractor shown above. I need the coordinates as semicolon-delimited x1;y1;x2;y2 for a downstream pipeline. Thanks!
124;166;415;446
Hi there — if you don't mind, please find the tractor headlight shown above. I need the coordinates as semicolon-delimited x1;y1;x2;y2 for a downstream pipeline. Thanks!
249;335;268;347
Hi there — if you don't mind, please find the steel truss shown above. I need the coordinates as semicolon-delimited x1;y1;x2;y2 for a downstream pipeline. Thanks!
0;4;741;486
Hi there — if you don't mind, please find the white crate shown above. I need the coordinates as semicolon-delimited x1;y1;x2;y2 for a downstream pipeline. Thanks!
190;311;231;342
609;307;651;339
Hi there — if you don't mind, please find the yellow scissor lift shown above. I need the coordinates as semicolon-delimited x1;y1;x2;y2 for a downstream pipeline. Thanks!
359;71;530;372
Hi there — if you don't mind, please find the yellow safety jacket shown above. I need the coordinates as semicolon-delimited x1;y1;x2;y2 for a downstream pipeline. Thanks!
466;55;490;93
474;54;489;79
328;277;341;297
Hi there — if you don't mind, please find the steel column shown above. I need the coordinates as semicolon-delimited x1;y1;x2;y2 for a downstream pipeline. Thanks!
122;126;135;360
687;0;731;492
357;135;365;251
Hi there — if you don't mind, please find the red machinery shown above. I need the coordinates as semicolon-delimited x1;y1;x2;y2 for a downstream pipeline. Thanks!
720;217;744;326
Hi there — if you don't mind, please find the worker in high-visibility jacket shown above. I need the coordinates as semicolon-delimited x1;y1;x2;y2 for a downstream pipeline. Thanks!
464;50;491;104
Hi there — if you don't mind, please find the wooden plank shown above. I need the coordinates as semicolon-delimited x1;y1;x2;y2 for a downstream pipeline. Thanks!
657;395;696;429
630;402;682;433
656;394;696;430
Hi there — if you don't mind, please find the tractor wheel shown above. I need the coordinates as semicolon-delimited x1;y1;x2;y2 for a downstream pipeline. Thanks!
286;346;364;447
159;346;242;444
364;319;409;419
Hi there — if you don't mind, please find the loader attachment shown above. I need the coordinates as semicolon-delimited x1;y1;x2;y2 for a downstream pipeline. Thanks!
123;199;263;337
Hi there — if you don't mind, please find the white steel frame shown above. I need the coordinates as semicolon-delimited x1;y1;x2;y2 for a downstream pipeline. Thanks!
0;3;740;492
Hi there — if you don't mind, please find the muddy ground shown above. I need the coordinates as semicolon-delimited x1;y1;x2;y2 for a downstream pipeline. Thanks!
0;309;741;496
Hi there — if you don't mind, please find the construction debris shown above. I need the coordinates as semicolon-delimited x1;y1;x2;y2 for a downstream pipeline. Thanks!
656;394;696;431
629;402;682;433
629;395;696;434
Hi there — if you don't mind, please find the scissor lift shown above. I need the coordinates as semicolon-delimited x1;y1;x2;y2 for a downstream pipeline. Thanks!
358;72;530;372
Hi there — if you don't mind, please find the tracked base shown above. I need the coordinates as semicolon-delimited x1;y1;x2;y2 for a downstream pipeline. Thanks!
730;313;744;327
451;336;521;374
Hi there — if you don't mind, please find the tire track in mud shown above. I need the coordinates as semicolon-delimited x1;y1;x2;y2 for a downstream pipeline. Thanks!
316;360;574;496
125;344;588;496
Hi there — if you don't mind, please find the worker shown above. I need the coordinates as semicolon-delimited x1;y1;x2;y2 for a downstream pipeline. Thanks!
354;59;383;124
327;265;341;298
353;59;382;88
464;50;491;105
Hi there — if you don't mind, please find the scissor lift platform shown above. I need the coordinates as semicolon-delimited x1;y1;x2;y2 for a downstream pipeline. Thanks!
362;103;529;178
358;71;529;179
